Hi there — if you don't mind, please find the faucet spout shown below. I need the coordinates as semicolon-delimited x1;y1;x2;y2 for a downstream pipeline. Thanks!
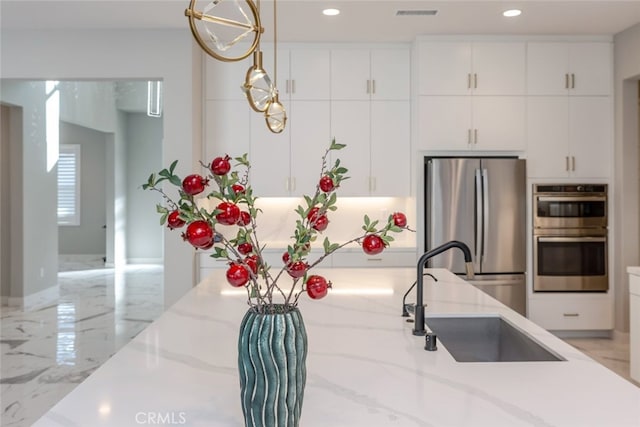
412;240;474;336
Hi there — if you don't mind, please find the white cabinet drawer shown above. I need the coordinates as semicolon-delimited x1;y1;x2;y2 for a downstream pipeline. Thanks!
331;249;416;268
529;297;613;330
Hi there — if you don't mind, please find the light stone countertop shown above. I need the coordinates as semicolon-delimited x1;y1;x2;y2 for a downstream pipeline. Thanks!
34;268;640;427
627;266;640;277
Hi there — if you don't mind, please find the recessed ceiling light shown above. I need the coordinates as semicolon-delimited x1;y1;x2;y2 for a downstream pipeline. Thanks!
503;9;522;17
323;8;340;16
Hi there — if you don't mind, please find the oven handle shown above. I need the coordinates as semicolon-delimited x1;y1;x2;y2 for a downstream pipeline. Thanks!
537;236;606;243
536;196;606;203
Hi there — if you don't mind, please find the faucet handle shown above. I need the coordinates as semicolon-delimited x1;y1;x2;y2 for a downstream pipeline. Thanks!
425;332;438;351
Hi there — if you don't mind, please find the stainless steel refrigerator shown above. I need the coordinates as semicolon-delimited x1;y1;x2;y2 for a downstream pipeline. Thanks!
425;158;527;315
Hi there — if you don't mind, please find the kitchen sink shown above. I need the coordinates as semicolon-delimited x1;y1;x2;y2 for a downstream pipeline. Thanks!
424;315;564;362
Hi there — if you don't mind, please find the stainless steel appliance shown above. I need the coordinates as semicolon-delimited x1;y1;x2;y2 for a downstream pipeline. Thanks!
532;184;608;292
425;158;527;315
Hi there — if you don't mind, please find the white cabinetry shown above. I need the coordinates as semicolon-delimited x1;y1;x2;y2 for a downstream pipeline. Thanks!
629;269;640;382
250;101;330;196
416;40;526;152
331;100;410;196
527;42;612;96
417;96;525;151
526;96;611;178
331;48;410;100
528;295;613;331
418;41;526;95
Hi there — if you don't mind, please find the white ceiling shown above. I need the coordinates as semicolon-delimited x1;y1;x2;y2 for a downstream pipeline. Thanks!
2;1;640;42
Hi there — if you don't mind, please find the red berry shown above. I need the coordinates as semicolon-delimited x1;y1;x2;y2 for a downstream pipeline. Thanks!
287;261;308;278
238;242;253;255
312;214;329;232
307;207;320;222
362;234;385;255
244;255;258;274
319;175;335;193
211;155;231;176
282;251;290;264
200;239;215;250
226;263;249;287
392;212;407;228
216;202;240;225
183;220;214;248
167;210;185;229
182;174;208;196
232;184;245;194
306;275;330;300
237;211;251;227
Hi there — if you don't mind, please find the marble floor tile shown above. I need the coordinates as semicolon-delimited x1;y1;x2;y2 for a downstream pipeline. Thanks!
1;264;164;427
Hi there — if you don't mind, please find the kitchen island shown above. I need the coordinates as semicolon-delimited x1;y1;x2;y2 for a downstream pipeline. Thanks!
34;268;639;427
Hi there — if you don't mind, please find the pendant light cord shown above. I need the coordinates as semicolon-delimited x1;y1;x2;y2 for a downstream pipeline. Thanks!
273;0;277;84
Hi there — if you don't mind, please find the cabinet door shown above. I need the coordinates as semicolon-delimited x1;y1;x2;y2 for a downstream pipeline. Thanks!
250;111;290;196
472;42;526;95
526;97;569;178
526;42;569;95
417;96;472;151
418;42;472;95
472;96;526;151
371;48;410;100
330;49;370;100
371;101;410;196
569;97;612;178
289;49;331;100
205;55;250;101
260;46;290;99
204;100;251;162
289;101;331;196
568;43;612;96
330;100;370;195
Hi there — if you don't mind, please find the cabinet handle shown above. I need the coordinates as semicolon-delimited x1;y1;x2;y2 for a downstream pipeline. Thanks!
468;129;472;145
369;176;376;192
571;73;576;89
290;177;296;192
572;156;576;171
286;79;290;94
372;79;376;94
285;177;290;192
474;129;478;144
565;73;569;89
366;79;370;94
367;258;383;262
467;73;471;89
563;313;580;317
291;79;295;94
474;73;478;89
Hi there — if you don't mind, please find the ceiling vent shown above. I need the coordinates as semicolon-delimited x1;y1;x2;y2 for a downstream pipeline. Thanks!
396;10;438;16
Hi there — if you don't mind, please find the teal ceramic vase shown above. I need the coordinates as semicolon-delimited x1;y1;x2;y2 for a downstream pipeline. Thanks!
238;305;308;427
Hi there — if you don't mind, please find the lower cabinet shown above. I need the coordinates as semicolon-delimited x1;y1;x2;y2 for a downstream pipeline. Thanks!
528;295;613;331
629;271;640;382
198;248;417;282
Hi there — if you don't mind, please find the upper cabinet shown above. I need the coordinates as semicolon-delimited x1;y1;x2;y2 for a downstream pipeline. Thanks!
418;41;526;96
331;48;410;100
260;46;331;100
527;42;612;96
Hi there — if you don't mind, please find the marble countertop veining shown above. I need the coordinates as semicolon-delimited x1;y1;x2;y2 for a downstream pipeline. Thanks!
34;268;640;427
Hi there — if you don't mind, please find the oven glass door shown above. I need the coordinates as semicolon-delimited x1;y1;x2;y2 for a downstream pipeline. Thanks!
534;235;608;291
534;196;606;228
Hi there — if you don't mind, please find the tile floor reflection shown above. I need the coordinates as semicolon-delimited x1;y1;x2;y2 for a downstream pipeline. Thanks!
1;264;637;427
1;264;164;427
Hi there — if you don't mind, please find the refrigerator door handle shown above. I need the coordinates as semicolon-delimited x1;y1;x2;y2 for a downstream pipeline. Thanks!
482;168;489;263
474;169;482;260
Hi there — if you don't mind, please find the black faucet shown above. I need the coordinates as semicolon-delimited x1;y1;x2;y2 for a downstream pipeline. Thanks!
412;240;475;336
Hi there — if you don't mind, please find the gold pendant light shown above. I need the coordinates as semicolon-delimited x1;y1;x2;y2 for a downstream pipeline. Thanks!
265;0;287;133
185;0;263;62
242;0;275;113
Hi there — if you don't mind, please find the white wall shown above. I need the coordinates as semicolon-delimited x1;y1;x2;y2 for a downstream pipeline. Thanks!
1;29;200;308
0;105;11;300
614;22;640;332
0;81;59;303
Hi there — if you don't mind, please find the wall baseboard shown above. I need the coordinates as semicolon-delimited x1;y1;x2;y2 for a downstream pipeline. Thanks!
59;254;105;263
6;285;59;311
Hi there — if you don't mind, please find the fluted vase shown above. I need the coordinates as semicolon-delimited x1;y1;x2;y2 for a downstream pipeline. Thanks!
238;305;307;427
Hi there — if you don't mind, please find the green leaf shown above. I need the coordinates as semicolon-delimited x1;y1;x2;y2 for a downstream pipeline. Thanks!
389;225;403;233
156;205;169;214
159;212;168;225
323;237;330;253
335;167;348;174
364;215;370;227
168;175;181;187
330;140;346;150
169;160;178;174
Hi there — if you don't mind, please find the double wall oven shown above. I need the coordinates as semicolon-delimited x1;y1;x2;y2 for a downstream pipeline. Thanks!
533;184;608;292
